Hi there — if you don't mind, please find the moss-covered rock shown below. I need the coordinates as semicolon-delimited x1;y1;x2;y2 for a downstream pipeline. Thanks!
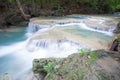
33;50;120;80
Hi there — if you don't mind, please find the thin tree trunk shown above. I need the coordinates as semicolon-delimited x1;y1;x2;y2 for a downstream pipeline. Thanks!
32;0;36;16
40;0;43;8
16;0;29;20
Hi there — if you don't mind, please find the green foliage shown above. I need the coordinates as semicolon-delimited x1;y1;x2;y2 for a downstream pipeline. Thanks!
43;62;53;73
117;37;120;42
54;65;60;70
89;52;98;59
74;68;86;80
1;0;120;19
116;5;120;10
54;64;60;75
78;49;98;65
109;0;120;11
87;52;98;65
78;49;88;57
8;0;14;3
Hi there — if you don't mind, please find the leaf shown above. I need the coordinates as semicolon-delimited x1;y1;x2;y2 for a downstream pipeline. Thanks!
43;62;53;73
54;65;60;69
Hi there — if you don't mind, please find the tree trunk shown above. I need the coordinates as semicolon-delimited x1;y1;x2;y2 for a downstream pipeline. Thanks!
32;0;36;16
16;0;29;20
40;0;43;8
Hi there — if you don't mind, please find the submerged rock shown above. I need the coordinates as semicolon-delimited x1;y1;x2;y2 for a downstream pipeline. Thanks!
32;50;120;80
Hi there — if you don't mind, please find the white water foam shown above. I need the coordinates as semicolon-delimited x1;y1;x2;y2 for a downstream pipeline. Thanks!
27;22;51;33
26;22;51;37
88;18;106;24
55;22;114;36
26;39;88;58
26;21;114;38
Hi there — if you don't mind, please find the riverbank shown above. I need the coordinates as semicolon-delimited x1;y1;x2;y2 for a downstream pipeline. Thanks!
32;49;120;80
0;21;28;32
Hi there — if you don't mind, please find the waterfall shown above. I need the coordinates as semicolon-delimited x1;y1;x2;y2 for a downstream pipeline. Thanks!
54;22;114;36
0;15;116;80
27;19;115;37
77;23;114;36
26;38;89;53
27;22;51;33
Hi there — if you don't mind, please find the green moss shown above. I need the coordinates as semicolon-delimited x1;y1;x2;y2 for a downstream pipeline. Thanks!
74;67;86;80
64;72;77;80
78;49;88;57
87;52;98;65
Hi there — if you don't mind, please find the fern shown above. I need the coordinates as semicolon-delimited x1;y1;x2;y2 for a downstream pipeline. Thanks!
43;62;53;73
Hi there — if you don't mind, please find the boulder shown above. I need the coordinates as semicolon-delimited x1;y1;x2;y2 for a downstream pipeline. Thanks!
108;34;120;53
32;50;120;80
114;22;120;34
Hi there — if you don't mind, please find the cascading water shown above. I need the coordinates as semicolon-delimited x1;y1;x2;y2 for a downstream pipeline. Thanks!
26;22;51;38
0;16;116;80
26;38;89;55
27;22;51;33
55;22;114;36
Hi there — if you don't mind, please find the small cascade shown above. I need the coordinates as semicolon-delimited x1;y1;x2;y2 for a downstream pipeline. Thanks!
55;22;114;36
26;38;89;53
55;21;114;32
27;19;115;37
108;27;116;32
27;22;50;33
84;23;115;32
27;39;53;52
30;39;49;48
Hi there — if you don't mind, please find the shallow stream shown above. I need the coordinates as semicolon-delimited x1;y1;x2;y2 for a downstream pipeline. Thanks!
0;15;117;80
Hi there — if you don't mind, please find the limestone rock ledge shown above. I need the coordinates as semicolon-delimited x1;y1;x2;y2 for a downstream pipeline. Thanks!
32;50;120;80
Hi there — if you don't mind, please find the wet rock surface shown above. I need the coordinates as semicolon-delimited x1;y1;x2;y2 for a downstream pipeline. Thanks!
114;22;120;34
32;50;120;80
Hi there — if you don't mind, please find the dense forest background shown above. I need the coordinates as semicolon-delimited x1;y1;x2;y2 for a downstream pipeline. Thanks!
0;0;120;28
